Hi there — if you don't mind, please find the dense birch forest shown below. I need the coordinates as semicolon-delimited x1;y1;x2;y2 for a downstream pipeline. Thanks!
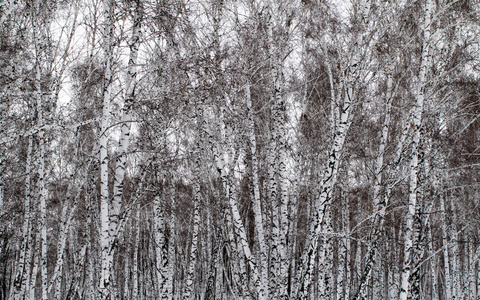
2;0;480;299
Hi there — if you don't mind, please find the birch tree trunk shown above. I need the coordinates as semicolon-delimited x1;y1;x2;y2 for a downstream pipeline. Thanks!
449;191;460;299
33;1;50;297
466;238;477;300
167;178;176;300
153;194;168;298
440;189;453;300
296;58;355;300
399;0;434;299
99;0;115;296
132;204;140;300
110;0;142;256
264;2;289;297
28;246;39;300
428;223;438;300
11;135;33;300
246;83;269;299
183;112;202;299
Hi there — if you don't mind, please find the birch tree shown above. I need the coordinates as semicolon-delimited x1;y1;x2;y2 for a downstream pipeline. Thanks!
99;0;115;296
399;0;434;298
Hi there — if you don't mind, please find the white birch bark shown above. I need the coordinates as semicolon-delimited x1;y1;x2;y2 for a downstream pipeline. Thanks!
132;204;140;300
24;231;36;300
28;249;39;300
246;83;269;298
297;0;373;296
440;190;453;300
228;176;259;299
85;161;98;300
319;208;333;300
183;138;201;299
449;192;460;299
428;223;438;300
153;195;168;298
264;2;288;297
123;225;130;300
204;221;222;300
33;2;49;297
344;193;351;300
110;0;142;255
389;229;401;300
224;188;241;297
354;240;362;294
466;239;476;300
11;135;33;300
466;243;480;300
167;179;175;300
296;63;354;300
99;0;115;297
336;193;347;300
399;0;434;299
50;200;70;298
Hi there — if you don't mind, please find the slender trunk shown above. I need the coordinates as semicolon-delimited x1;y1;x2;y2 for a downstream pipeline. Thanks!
33;4;49;297
373;244;384;300
449;191;459;299
184;135;201;299
167;179;176;300
264;3;288;297
344;193;351;300
387;242;398;299
224;188;241;298
428;223;438;300
466;239;477;300
204;224;222;300
441;190;453;300
337;220;346;300
99;0;115;297
110;0;142;255
132;205;140;300
296;67;354;299
123;224;130;300
354;240;362;294
11;135;34;300
28;248;39;299
228;175;259;299
318;208;333;300
85;162;98;300
52;200;79;300
270;51;289;300
467;243;480;300
246;84;269;298
398;0;434;299
153;195;168;298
